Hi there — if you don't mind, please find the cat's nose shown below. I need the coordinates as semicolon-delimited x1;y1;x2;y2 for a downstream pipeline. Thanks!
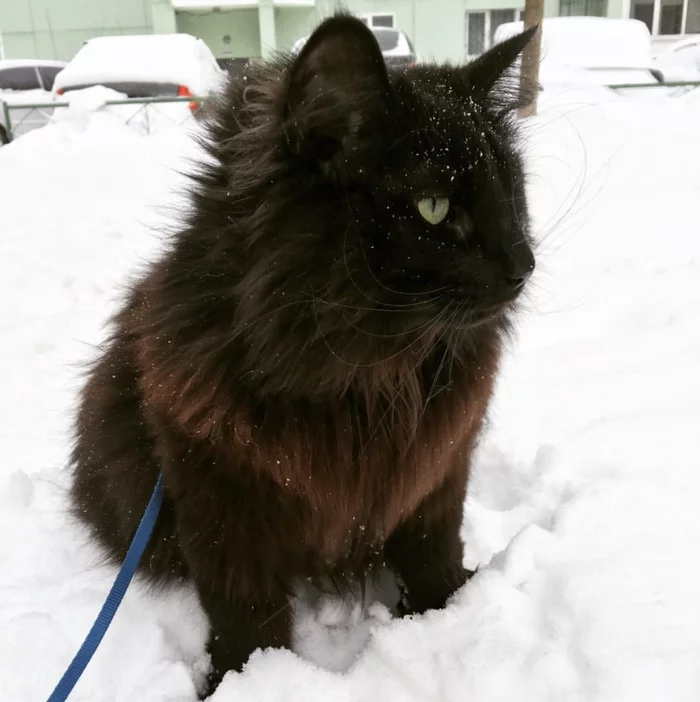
507;242;535;288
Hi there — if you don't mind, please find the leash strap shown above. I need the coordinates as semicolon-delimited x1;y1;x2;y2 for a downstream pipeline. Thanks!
47;472;165;702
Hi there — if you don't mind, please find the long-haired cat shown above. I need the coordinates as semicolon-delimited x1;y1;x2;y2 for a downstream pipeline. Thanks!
71;15;536;697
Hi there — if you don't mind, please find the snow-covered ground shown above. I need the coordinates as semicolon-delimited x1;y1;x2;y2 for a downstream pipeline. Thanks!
1;88;699;701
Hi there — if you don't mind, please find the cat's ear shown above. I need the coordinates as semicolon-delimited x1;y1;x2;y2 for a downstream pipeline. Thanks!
284;14;393;163
463;26;538;98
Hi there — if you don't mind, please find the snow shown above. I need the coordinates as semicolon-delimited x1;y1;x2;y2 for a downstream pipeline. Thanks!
50;86;199;137
653;37;700;82
52;34;223;97
495;18;655;73
0;88;53;106
1;86;700;702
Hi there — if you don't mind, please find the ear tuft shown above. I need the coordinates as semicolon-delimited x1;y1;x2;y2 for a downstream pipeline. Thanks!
464;25;538;100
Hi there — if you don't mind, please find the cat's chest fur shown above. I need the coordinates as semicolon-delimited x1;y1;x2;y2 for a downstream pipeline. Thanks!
215;369;494;560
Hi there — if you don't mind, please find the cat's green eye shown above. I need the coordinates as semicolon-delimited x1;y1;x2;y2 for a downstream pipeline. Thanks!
417;196;450;225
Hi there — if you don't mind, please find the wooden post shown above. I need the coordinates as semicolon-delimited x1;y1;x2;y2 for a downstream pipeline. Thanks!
518;0;544;118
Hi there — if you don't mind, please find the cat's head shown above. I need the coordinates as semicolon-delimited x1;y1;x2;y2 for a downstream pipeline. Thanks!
195;15;536;396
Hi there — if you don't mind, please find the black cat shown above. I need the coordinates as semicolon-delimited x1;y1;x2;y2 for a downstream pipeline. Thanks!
70;15;535;697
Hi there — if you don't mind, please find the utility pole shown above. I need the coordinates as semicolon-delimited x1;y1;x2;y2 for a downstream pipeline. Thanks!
518;0;544;118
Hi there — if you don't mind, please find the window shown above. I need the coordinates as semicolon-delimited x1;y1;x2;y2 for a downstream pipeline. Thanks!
467;12;486;55
0;66;41;91
360;13;395;29
559;0;608;16
465;9;520;57
372;14;394;28
687;0;700;33
491;9;518;44
38;66;63;91
629;0;697;35
631;1;654;31
661;3;684;33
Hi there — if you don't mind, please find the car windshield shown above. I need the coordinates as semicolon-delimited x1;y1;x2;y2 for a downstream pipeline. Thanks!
372;30;400;52
0;66;41;91
38;66;64;90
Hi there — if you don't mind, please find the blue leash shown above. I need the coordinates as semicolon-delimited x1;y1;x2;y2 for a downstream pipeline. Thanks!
47;472;165;702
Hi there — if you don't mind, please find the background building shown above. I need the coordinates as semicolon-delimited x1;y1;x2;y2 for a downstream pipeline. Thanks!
1;0;698;64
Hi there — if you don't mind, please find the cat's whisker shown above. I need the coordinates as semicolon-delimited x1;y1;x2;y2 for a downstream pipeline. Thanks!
312;295;447;341
232;297;311;334
353;306;452;460
311;293;450;372
409;342;450;452
380;126;426;157
236;290;443;341
528;109;620;255
340;246;445;309
342;201;449;300
258;600;293;629
312;297;442;315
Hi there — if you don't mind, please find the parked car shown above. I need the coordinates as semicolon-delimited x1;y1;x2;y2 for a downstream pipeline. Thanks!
493;18;663;88
653;36;700;82
53;34;224;112
0;59;67;144
292;26;417;69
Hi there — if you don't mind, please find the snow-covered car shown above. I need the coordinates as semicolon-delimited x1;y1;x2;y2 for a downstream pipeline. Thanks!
292;26;417;69
53;34;224;111
494;18;663;88
0;59;67;144
653;37;700;82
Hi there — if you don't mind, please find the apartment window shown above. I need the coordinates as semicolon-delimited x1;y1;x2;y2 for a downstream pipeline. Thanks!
465;9;520;57
360;13;395;29
491;9;518;43
559;0;608;16
629;0;696;34
466;12;486;55
660;3;683;33
631;1;654;31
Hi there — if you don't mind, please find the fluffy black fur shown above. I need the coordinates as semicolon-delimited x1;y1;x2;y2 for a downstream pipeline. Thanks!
70;15;536;697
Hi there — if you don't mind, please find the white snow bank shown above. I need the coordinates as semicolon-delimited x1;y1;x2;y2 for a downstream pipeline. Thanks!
1;93;700;701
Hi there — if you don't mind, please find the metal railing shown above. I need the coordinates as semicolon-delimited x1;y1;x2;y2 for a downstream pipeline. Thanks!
2;82;699;144
1;95;210;143
609;80;700;90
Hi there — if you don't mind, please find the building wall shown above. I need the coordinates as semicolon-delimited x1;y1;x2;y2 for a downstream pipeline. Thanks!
318;0;452;61
176;9;261;59
605;0;626;18
317;0;561;64
0;0;153;60
3;0;690;65
275;7;318;51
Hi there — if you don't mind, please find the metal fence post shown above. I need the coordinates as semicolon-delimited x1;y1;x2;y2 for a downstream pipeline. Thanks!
1;100;13;142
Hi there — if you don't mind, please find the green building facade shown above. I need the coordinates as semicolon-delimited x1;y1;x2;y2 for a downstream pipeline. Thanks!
1;0;698;64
